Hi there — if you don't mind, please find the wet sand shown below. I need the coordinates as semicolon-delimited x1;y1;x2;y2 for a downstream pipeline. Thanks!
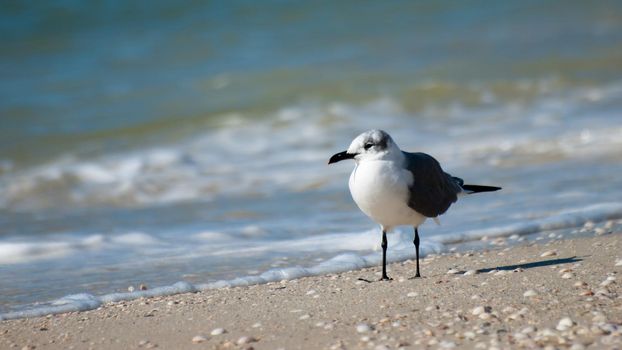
1;233;621;350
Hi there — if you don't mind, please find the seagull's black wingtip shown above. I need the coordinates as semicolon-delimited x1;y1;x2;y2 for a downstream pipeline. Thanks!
462;184;502;193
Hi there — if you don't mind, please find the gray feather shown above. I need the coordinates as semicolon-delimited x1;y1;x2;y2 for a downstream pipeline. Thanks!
403;152;463;218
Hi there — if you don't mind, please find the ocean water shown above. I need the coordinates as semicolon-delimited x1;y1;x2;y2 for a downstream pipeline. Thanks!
1;1;622;317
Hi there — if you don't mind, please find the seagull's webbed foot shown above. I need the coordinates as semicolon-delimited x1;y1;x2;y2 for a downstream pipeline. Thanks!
380;275;393;281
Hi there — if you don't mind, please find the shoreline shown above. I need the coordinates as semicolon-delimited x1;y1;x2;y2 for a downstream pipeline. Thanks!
3;209;621;321
2;233;621;349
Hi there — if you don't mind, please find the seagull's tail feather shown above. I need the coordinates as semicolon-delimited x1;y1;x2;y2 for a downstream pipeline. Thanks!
461;184;502;194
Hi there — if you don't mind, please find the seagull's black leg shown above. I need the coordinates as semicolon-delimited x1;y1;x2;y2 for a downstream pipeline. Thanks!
381;230;391;281
413;227;421;278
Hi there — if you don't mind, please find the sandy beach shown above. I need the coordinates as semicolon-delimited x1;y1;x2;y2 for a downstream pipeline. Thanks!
4;2;622;349
1;233;621;350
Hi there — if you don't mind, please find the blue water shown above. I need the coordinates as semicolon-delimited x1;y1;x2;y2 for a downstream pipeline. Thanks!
1;1;622;315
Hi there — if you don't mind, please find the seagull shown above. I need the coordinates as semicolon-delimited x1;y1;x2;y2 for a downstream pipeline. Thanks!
328;130;501;280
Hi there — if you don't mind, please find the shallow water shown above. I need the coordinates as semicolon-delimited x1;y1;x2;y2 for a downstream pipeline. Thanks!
1;1;622;314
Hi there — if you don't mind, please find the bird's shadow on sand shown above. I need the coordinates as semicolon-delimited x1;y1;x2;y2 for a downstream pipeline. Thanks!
473;256;584;274
357;256;585;283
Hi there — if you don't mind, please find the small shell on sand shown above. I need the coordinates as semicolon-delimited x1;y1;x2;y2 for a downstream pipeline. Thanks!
479;312;492;320
463;331;476;340
471;306;485;315
556;317;574;331
600;279;614;287
192;335;207;343
502;306;516;314
523;289;538;297
592;312;606;323
595;289;611;297
521;326;536;334
439;340;456;348
615;259;622;267
561;272;574;279
236;336;256;345
541;250;557;257
210;328;226;336
447;269;460;275
356;323;372;333
407;292;418;297
471;306;491;315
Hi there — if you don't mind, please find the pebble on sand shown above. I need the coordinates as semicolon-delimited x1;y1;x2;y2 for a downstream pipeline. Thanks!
236;336;256;345
471;306;491;316
556;317;575;331
447;269;460;275
356;323;373;333
463;270;477;276
439;340;457;348
463;331;476;340
541;250;557;257
192;335;207;344
523;289;538;297
521;326;536;334
600;279;614;287
211;328;226;336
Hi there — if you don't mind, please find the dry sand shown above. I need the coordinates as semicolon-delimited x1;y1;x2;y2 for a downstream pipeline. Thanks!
1;233;621;350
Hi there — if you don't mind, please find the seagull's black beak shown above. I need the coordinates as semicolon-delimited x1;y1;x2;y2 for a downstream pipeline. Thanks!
328;151;355;164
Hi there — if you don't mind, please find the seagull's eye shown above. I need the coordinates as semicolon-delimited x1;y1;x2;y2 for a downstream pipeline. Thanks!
364;143;374;150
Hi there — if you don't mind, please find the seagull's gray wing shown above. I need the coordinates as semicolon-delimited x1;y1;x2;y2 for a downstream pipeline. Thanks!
403;152;463;218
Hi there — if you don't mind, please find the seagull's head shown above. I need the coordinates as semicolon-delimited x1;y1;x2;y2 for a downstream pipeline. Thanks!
328;129;399;164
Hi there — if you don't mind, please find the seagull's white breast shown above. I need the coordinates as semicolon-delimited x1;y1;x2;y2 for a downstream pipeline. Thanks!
348;160;426;231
